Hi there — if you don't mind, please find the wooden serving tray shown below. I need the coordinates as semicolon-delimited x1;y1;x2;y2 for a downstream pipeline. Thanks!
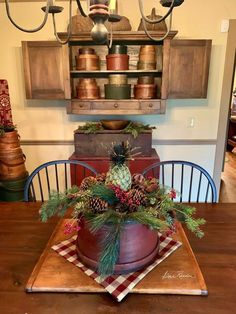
26;220;207;295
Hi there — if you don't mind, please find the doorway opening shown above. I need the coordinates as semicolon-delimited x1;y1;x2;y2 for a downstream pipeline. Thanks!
217;20;236;202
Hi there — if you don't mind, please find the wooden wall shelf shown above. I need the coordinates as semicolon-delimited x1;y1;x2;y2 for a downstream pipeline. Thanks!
58;31;178;44
70;70;162;78
22;31;212;115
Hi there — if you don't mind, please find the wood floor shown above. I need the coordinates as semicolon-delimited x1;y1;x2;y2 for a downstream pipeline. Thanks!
219;151;236;202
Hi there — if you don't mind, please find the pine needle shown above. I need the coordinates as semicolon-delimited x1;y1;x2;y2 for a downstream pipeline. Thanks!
39;186;80;222
85;210;125;233
98;218;123;275
127;210;168;231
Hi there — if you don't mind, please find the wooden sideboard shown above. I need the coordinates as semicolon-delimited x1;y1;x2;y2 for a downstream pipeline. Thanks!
69;148;160;185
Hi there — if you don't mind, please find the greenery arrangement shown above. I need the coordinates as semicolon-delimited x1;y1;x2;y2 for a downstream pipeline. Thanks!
40;142;205;276
77;121;155;138
0;123;16;136
77;121;103;134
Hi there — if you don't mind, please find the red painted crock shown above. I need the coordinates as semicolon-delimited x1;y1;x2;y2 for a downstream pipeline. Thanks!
76;218;159;274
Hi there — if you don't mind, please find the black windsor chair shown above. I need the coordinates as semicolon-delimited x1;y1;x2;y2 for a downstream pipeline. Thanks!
24;159;98;202
142;160;217;203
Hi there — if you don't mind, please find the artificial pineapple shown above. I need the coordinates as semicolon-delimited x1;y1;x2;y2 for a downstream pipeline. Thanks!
105;142;132;191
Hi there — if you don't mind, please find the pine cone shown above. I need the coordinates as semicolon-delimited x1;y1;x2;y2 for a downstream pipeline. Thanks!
131;182;145;191
80;176;97;190
128;204;139;213
132;173;145;185
89;197;108;213
96;173;106;183
145;183;159;193
128;189;147;207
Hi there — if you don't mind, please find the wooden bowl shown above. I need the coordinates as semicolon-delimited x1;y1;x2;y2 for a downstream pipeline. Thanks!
101;120;130;130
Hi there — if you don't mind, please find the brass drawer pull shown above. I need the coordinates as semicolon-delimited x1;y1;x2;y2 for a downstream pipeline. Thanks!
79;103;84;108
114;103;118;108
148;103;153;108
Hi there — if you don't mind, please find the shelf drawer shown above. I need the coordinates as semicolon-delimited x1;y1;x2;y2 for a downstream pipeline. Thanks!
91;101;140;111
67;101;91;114
67;99;166;115
140;101;161;110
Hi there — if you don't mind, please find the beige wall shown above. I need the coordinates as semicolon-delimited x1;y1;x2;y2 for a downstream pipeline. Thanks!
1;1;236;189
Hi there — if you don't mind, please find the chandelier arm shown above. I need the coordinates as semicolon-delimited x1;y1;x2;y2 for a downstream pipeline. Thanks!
138;0;175;24
76;0;88;17
106;22;113;49
52;0;72;45
5;0;50;33
141;11;173;42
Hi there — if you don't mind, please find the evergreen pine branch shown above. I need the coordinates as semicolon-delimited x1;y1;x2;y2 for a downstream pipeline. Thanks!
98;218;123;275
174;204;206;238
39;186;81;222
127;210;168;231
77;122;103;134
184;217;206;238
84;210;124;233
123;121;155;138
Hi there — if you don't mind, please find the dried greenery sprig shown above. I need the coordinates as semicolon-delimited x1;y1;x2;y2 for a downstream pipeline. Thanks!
77;121;155;138
123;121;155;138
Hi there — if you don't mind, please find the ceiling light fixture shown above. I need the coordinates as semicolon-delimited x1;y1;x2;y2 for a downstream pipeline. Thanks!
4;0;184;45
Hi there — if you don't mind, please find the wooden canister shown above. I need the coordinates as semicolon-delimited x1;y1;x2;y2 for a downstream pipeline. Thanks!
137;61;156;70
137;45;156;70
0;147;27;180
104;84;131;99
138;75;155;85
106;54;129;70
139;45;156;57
77;78;100;99
76;48;100;70
78;47;96;55
0;130;20;150
134;84;157;99
0;173;29;202
109;74;127;85
78;78;97;88
109;45;128;55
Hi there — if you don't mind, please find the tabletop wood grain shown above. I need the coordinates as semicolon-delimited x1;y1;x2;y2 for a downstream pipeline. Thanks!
0;202;235;314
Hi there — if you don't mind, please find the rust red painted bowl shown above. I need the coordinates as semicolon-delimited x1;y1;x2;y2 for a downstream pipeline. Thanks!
76;219;159;274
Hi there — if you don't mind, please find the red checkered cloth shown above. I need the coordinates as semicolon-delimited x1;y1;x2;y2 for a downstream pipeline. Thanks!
0;79;13;125
52;234;182;302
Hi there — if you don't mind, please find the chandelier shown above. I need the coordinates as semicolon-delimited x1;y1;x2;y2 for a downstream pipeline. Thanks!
4;0;184;44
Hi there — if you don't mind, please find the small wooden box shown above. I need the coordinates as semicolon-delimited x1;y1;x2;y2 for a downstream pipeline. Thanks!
74;130;152;157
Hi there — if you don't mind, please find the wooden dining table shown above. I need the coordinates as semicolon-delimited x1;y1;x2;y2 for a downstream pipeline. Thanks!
0;201;235;314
